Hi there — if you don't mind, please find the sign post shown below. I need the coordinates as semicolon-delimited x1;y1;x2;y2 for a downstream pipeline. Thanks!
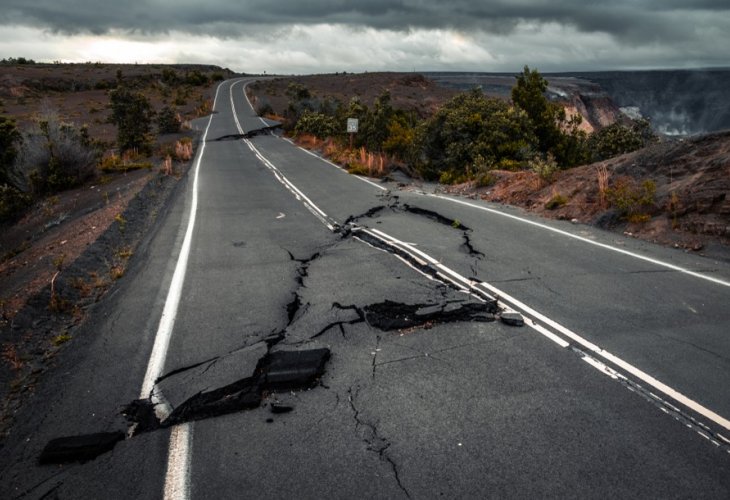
346;118;359;149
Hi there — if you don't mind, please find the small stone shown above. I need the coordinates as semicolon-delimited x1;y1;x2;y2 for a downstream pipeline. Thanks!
500;311;525;327
270;404;293;414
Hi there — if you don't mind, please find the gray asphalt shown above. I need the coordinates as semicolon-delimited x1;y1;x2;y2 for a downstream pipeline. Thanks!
1;78;729;499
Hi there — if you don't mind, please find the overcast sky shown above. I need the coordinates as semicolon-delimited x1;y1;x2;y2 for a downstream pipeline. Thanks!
1;1;728;73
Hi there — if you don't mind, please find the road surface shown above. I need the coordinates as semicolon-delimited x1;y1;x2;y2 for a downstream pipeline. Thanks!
2;78;730;499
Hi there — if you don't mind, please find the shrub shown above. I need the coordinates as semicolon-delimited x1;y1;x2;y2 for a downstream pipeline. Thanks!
294;111;338;139
99;154;152;173
475;172;495;187
529;153;559;184
606;177;656;220
15;109;98;194
184;70;209;86
439;169;469;185
383;116;415;161
286;82;311;101
256;102;274;117
0;184;32;223
588;119;658;162
157;105;181;134
545;193;568;209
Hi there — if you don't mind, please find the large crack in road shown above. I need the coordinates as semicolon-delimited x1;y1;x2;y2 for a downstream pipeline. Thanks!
38;197;512;466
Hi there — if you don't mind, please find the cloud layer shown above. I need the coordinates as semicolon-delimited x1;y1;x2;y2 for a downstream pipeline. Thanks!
1;1;728;73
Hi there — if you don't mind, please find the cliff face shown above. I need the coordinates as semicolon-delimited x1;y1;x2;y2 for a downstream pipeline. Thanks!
567;70;730;136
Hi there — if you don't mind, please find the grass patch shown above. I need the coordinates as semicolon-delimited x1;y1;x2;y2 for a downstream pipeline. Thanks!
99;154;153;173
545;193;568;210
52;333;72;346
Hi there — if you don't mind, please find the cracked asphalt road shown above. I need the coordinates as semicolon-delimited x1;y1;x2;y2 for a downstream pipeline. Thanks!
2;78;730;499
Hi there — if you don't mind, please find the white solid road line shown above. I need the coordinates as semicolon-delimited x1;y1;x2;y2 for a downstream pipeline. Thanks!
429;194;730;288
140;82;222;399
164;423;193;500
145;79;225;500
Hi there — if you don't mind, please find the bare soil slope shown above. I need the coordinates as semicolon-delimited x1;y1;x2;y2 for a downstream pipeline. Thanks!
0;63;229;438
447;131;730;258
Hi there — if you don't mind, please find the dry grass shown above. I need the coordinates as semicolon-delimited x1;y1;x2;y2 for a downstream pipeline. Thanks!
596;164;610;209
1;344;23;371
351;147;389;177
110;265;125;280
161;155;173;176
174;138;193;161
294;135;391;178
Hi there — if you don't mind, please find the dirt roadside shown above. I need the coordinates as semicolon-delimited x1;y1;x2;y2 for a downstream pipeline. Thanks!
0;156;195;439
440;130;730;261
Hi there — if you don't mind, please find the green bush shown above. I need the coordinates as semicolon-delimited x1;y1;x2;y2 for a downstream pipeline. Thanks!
0;184;32;223
606;177;656;219
109;86;154;154
416;88;536;181
529;153;559;183
184;70;209;86
438;169;470;185
588;119;657;162
294;111;338;138
157;105;181;134
286;82;311;101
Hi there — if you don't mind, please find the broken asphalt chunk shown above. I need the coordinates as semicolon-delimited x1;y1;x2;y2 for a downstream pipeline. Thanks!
122;399;161;435
164;376;262;427
500;311;525;327
39;431;125;465
260;348;331;390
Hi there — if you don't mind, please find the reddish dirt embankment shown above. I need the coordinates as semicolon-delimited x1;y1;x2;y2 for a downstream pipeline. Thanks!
447;131;730;255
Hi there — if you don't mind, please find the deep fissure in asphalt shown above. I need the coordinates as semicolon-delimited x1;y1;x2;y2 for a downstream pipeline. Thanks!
39;201;504;465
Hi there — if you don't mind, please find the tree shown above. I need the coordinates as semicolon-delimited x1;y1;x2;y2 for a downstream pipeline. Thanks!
511;66;588;167
360;91;395;152
157;105;181;134
109;87;154;153
0;115;30;223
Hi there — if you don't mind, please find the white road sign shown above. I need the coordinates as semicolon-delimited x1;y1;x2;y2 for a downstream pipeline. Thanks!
347;118;359;133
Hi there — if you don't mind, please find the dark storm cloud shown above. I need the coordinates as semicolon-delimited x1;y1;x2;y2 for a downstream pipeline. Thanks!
3;0;728;44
